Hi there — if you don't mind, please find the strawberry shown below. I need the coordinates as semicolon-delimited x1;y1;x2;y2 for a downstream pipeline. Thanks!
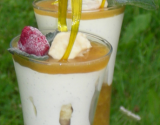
18;26;50;56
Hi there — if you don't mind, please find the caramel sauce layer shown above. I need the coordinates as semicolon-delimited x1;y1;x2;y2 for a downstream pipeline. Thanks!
33;0;125;20
94;84;112;125
13;42;110;74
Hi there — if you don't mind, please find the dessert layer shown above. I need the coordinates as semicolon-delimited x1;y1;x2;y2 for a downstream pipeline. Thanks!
12;41;110;74
14;60;105;125
33;0;125;20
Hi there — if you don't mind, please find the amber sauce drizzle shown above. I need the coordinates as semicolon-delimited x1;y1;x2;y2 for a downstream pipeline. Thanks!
100;0;106;8
60;0;82;60
54;0;82;60
57;0;68;32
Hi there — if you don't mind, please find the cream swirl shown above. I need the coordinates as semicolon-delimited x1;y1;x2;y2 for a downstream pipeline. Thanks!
48;32;92;60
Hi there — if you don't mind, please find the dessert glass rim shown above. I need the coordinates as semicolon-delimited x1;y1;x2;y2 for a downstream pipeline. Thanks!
32;0;124;13
10;30;112;65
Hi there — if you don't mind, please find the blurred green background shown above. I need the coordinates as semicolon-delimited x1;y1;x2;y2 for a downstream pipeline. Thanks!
0;0;160;125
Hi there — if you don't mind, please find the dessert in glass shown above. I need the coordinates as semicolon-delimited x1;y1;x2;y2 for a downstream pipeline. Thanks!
33;0;124;124
8;26;112;125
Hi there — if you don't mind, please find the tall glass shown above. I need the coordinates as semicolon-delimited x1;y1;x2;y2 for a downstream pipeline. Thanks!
33;1;124;125
9;30;112;125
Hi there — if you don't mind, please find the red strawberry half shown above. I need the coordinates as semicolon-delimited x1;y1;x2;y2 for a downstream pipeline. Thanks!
18;26;50;56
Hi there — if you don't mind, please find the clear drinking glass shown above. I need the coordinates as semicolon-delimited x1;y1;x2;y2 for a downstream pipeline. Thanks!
33;1;124;124
9;30;112;125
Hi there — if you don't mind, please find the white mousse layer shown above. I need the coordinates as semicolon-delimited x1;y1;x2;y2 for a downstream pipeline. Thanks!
14;61;105;125
34;12;124;85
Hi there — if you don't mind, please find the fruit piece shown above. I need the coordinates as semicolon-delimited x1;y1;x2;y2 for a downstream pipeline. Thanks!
60;104;73;119
59;104;73;125
18;26;50;56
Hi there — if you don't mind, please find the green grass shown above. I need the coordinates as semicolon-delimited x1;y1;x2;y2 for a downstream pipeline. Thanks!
0;0;160;125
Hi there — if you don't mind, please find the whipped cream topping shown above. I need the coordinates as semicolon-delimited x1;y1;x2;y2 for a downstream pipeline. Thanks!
49;32;92;60
68;0;108;10
54;0;108;10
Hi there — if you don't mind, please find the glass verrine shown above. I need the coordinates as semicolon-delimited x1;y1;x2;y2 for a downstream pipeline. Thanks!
33;1;124;124
9;30;112;125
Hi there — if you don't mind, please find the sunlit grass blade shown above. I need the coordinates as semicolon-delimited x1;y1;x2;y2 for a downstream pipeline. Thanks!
58;0;68;31
61;0;82;60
